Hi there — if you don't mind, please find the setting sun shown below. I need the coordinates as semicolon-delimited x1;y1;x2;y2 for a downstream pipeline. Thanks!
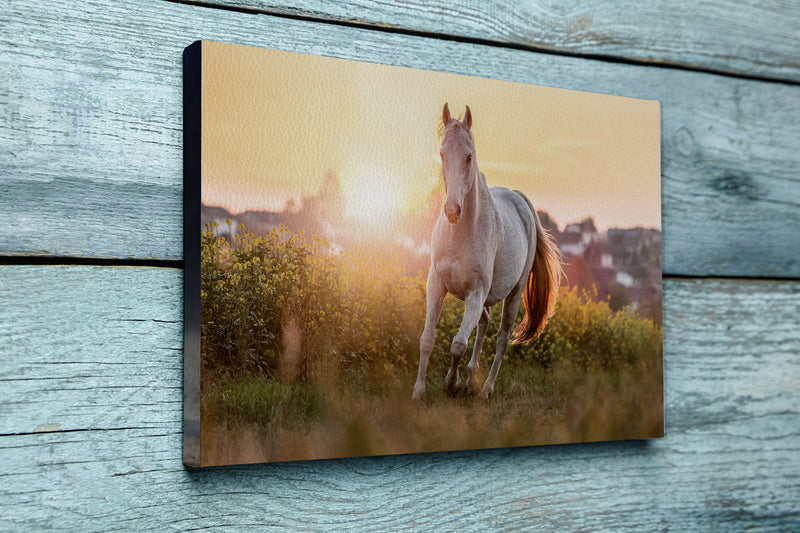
342;163;408;229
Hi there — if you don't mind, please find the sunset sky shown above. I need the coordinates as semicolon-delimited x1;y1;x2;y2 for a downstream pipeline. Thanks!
201;41;661;232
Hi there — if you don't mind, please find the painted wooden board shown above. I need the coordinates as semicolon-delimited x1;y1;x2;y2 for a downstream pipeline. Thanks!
1;0;799;277
192;0;800;82
2;266;798;530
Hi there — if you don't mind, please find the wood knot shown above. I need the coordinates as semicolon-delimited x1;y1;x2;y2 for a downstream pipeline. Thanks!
675;127;695;157
712;173;759;199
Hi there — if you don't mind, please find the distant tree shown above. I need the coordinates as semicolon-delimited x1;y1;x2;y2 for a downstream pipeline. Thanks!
639;285;663;325
606;281;632;312
537;210;559;237
579;217;597;234
319;169;344;221
565;255;595;293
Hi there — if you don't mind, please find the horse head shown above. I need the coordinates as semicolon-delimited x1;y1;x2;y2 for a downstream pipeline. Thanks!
440;103;477;224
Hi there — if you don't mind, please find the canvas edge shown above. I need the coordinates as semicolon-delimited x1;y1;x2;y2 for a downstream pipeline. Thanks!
183;39;203;468
657;100;665;440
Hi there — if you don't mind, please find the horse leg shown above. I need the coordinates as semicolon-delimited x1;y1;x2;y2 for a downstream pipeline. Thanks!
413;270;446;400
481;291;523;399
466;307;490;394
445;292;485;396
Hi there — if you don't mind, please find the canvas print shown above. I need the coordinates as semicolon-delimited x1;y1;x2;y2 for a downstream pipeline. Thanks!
183;40;663;467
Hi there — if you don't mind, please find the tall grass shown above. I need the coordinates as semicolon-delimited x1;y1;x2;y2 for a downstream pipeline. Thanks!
200;358;662;465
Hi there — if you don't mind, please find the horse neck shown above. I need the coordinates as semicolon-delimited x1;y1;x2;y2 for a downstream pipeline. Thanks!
459;170;495;231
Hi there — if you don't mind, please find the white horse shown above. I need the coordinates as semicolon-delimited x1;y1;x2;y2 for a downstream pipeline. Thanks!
412;103;563;400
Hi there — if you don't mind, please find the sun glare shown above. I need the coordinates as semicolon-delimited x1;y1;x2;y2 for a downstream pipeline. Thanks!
342;164;407;230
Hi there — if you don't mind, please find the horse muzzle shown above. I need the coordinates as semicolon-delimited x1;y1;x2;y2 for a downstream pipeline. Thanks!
444;203;461;223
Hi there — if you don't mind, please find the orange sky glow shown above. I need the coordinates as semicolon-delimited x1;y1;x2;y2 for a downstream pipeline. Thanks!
201;41;660;232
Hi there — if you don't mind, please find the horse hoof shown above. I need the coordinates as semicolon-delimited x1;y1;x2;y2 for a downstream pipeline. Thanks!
444;382;461;397
412;383;426;401
444;370;461;397
479;387;493;399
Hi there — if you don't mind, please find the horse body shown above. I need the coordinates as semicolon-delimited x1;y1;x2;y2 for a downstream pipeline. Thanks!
412;103;562;400
431;184;533;307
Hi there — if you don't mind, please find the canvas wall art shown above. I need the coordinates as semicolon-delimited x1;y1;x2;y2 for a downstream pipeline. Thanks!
184;40;663;467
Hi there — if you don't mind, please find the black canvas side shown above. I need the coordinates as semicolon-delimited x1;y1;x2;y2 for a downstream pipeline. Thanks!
183;40;202;468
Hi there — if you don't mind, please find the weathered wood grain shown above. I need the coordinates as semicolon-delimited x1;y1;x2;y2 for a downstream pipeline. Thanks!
189;0;800;82
1;266;798;530
0;267;183;435
0;0;799;277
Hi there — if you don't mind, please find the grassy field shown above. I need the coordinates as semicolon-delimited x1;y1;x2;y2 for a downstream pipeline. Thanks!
199;223;663;465
200;355;663;465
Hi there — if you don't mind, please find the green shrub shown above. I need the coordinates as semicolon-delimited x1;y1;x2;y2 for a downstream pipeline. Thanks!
515;287;662;370
201;222;341;380
201;223;425;384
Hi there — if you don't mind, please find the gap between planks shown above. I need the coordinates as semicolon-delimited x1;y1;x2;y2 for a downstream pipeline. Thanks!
0;256;183;269
1;258;798;282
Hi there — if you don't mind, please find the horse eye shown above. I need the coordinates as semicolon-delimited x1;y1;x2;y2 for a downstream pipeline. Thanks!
440;152;444;160
466;153;472;164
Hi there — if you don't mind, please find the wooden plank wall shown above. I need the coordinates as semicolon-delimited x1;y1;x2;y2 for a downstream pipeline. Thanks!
1;1;798;530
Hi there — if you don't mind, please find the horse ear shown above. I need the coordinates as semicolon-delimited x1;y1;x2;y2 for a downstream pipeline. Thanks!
442;103;451;126
464;106;472;130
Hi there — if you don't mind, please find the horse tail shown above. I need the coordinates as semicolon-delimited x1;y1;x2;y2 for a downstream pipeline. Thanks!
512;194;564;344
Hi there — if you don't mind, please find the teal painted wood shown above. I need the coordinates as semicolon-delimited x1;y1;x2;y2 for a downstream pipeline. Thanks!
2;0;799;530
1;266;798;530
191;0;800;82
1;0;799;277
